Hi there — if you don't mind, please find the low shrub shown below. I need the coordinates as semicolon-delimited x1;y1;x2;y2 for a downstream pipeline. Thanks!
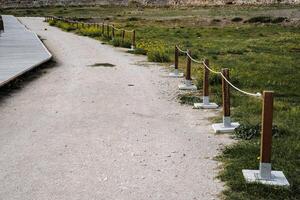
111;38;122;47
234;124;286;140
179;93;201;105
77;27;102;37
120;40;131;48
56;21;76;32
231;17;243;22
127;17;140;21
245;16;272;23
49;19;56;26
147;48;170;62
271;17;288;23
245;16;288;24
212;19;221;23
131;48;147;55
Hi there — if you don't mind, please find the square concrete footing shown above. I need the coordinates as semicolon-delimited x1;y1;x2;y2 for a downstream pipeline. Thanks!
242;170;289;187
178;83;197;90
178;80;197;90
212;122;240;133
169;72;184;78
194;102;219;109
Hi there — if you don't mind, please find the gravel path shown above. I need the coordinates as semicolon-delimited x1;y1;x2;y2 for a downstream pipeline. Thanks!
0;17;232;200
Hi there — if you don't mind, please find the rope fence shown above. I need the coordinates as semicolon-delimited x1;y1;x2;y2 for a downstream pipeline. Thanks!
176;45;262;98
171;45;285;184
45;16;136;49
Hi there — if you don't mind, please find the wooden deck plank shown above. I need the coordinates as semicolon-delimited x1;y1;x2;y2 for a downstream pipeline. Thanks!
0;15;52;87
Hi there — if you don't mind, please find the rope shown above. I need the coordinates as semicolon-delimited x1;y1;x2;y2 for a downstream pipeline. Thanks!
176;45;262;98
186;51;202;64
176;45;188;54
220;73;262;97
202;60;222;74
96;23;134;33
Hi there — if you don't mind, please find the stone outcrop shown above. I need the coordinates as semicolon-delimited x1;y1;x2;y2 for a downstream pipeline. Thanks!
0;0;299;8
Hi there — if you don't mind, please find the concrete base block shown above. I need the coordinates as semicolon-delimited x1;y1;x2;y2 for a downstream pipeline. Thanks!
242;170;290;187
178;83;197;90
212;122;240;133
169;72;184;78
194;102;219;109
178;80;197;90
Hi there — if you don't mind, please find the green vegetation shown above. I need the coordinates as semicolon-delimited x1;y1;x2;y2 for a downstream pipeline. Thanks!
245;16;289;23
5;5;300;199
48;19;133;49
147;48;170;62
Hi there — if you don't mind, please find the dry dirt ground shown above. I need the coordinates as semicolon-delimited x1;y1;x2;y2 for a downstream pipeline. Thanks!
0;17;232;200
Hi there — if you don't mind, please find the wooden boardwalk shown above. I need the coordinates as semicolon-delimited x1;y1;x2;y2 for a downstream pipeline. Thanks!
0;15;52;87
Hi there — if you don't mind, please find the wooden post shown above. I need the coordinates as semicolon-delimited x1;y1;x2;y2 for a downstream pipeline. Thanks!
107;24;110;37
186;50;192;81
258;91;274;179
112;25;115;38
260;91;274;164
102;23;104;35
222;68;230;119
203;59;210;97
122;30;125;43
175;46;179;70
132;30;136;48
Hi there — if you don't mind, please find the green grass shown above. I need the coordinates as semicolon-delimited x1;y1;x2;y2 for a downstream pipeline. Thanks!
5;5;300;199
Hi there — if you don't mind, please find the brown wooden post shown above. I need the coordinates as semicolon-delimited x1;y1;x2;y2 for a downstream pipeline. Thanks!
122;30;125;43
132;30;136;48
222;68;230;119
259;91;274;179
260;91;274;164
102;23;104;35
175;46;179;70
112;25;115;38
107;24;110;37
186;50;192;81
203;59;210;97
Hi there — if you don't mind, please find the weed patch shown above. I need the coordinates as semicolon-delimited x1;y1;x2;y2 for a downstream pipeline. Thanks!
147;49;170;62
178;93;201;105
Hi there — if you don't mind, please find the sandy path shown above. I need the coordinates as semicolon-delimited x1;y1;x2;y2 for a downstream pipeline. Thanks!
0;17;232;200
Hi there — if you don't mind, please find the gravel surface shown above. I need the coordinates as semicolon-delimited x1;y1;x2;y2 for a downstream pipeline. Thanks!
0;17;232;200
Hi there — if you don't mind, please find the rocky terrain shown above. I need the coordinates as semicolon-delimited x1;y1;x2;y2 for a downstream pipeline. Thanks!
0;0;299;8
